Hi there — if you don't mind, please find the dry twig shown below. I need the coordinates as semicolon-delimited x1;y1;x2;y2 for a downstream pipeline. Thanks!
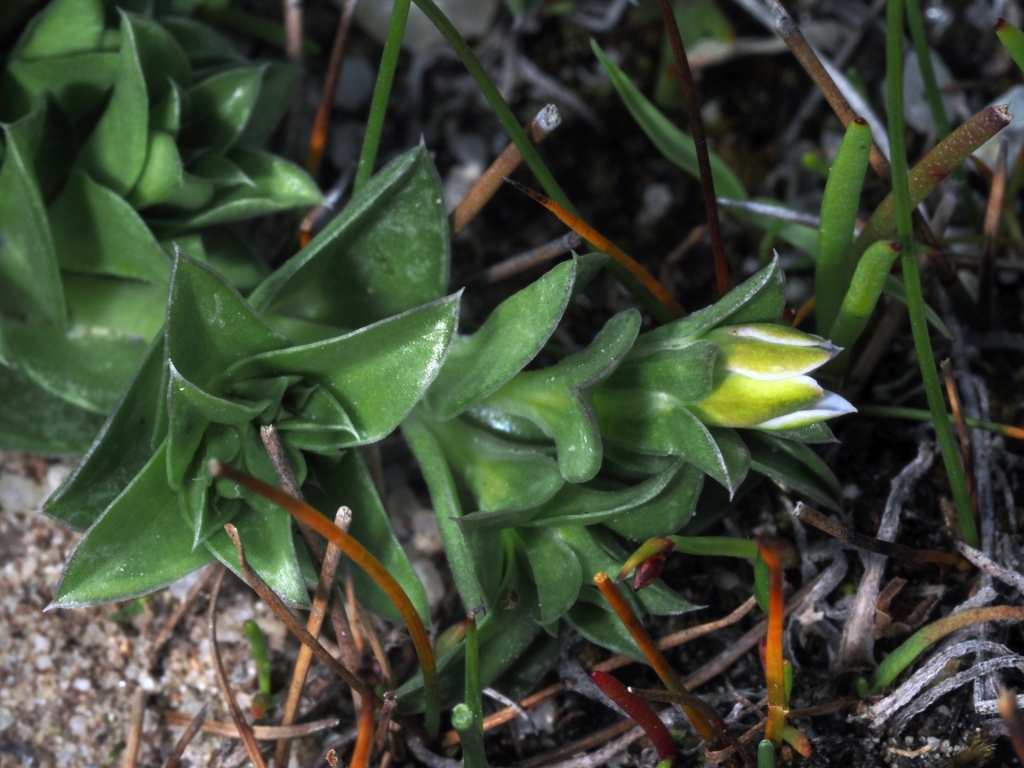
163;703;209;768
162;710;340;740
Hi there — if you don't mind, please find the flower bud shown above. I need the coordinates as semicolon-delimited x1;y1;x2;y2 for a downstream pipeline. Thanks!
703;324;838;381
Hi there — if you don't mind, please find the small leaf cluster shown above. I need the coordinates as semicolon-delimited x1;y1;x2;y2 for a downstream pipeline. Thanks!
0;0;321;454
45;141;847;711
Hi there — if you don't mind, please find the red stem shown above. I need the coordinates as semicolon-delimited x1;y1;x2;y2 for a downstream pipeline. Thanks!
591;671;676;760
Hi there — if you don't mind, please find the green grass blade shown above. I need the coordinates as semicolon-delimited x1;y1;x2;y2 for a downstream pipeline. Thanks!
885;0;978;548
816;117;872;336
828;240;901;354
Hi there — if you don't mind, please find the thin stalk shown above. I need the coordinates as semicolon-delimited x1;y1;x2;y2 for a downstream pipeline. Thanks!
354;0;411;190
885;0;978;548
465;609;483;731
452;704;488;768
162;710;339;740
243;620;272;696
940;359;977;511
871;605;1024;691
306;0;358;177
758;542;787;747
213;462;439;737
981;138;1009;323
350;692;376;768
162;703;209;768
656;0;729;296
858;405;1024;441
504;178;684;319
409;0;662;316
591;672;676;761
616;536;757;585
593;572;719;743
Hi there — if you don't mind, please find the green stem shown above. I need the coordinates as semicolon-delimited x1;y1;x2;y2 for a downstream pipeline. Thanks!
409;0;668;321
452;704;489;768
354;0;411;190
464;613;483;731
871;605;1024;692
886;0;978;548
243;619;272;695
669;536;758;559
858;405;1024;441
904;0;983;229
758;740;776;768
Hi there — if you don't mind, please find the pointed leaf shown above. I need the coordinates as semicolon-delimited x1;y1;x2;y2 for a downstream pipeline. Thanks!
125;11;190;103
566;588;643;661
0;362;105;454
45;335;163;528
604;461;704;540
16;0;104;60
250;144;448;329
306;451;431;623
63;274;167;340
602;340;717;403
180;65;263;152
50;168;171;283
225;295;459;446
51;443;213;607
424;260;577;419
165;252;288;390
744;430;841;511
0;101;64;326
160;17;247;70
2;54;119;128
517;527;582;625
149;80;184;136
76;12;149;195
236;61;297;148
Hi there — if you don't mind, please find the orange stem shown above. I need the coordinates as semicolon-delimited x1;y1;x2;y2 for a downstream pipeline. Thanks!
209;460;440;737
594;572;718;743
350;691;376;768
758;541;787;746
504;178;686;318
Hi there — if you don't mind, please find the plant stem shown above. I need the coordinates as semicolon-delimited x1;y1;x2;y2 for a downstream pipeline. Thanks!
452;704;488;768
858;405;1024;441
465;611;483;731
656;0;729;296
591;671;676;761
885;0;978;548
354;0;410;190
758;542;787;746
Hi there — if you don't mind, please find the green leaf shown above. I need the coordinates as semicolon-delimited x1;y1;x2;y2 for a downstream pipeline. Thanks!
189;153;254;189
566;587;643;661
306;451;431;623
161;228;267;293
16;0;104;60
250;143;448;330
604;461;704;540
125;11;190;104
402;411;490;612
0;362;105;454
152;148;320;229
149;80;184;136
50;168;171;283
2;53;120;128
424;260;577;420
744;430;842;511
160;17;247;70
629;259;785;355
517;527;581;625
126;131;215;211
4;318;148;414
593;389;750;495
523;459;682;528
76;12;150;195
419;413;564;514
180;65;263;153
477;309;641;483
236;61;296;148
0;100;64;326
602;340;717;403
63;274;167;340
225;295;459;446
45;338;164;528
51;442;213;607
165;252;289;390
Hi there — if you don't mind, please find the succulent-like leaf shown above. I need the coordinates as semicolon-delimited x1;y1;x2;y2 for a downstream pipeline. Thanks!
179;65;263;153
424;259;577;420
235;62;297;148
15;0;104;60
225;295;460;447
566;587;643;661
306;451;431;623
250;143;448;331
0;100;64;326
76;12;149;195
50;168;171;283
603;461;704;541
51;442;213;607
1;54;119;126
744;430;842;511
517;527;582;625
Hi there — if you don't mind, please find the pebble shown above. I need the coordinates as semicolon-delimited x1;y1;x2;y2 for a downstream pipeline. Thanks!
0;706;13;732
634;183;673;228
71;677;91;692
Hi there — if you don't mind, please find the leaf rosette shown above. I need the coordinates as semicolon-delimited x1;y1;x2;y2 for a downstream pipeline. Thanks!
0;0;322;453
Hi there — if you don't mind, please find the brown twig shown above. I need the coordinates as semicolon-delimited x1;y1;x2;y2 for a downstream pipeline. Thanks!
477;232;583;284
505;179;686;317
122;688;146;768
657;0;729;296
284;0;302;67
517;719;638;768
208;567;267;768
162;710;340;739
275;507;352;768
350;687;376;768
450;105;562;236
163;703;209;768
148;564;217;672
374;693;398;754
941;359;978;514
794;502;965;566
981;139;1008;324
355;598;394;688
306;0;358;177
762;0;890;182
